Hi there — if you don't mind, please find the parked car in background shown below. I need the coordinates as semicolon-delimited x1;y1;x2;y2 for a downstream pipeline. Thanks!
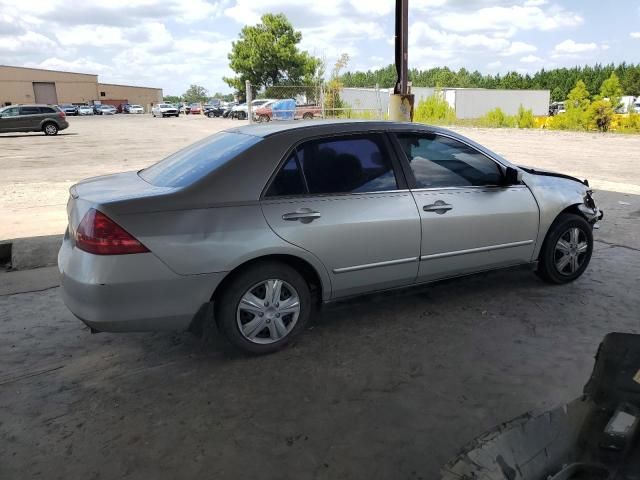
96;105;117;115
549;102;565;116
204;104;225;117
151;103;180;117
77;105;94;116
58;121;602;354
179;104;190;114
222;102;237;118
59;104;79;116
126;104;144;114
188;103;202;115
255;99;321;122
92;104;101;114
231;99;273;120
0;104;68;135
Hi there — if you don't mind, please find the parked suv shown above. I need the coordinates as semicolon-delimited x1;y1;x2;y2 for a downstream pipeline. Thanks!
0;104;69;135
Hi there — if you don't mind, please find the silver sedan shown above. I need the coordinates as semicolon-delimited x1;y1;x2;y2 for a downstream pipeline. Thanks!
58;121;603;354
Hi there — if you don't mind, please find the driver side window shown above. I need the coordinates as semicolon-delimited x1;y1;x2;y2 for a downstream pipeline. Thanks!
395;133;503;188
2;107;19;117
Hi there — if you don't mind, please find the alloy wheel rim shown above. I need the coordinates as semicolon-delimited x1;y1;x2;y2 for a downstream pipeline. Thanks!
45;125;56;134
236;279;301;344
554;227;588;275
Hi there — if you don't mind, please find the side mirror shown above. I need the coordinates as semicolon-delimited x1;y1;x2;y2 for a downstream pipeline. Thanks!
504;167;523;185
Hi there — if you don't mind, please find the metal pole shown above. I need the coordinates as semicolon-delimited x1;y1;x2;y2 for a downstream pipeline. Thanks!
390;0;414;121
394;0;409;95
245;79;253;124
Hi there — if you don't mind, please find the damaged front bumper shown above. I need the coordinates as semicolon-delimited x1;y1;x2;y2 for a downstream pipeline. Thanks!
579;190;604;227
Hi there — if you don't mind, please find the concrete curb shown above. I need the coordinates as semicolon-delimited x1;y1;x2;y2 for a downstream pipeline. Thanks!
1;234;63;271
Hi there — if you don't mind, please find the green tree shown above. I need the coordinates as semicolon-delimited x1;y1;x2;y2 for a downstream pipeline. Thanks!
566;80;590;110
182;84;208;104
549;80;591;130
413;90;456;125
621;68;640;97
587;99;615;132
224;13;319;94
211;92;235;102
163;95;182;104
324;53;350;117
598;72;623;110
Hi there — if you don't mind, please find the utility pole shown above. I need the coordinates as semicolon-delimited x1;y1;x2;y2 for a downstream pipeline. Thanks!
389;0;414;121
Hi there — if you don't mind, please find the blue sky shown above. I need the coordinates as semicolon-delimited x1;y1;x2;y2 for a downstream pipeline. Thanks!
1;0;638;95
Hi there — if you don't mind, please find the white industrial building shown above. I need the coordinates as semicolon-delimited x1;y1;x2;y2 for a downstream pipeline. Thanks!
340;86;551;119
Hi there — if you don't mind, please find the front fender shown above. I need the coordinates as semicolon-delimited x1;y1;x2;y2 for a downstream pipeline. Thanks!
523;172;600;259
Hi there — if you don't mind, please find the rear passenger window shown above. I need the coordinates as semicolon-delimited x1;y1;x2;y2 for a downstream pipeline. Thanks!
39;107;55;113
266;134;397;197
20;106;41;115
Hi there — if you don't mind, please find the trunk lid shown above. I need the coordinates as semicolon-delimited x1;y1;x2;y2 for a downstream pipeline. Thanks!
66;171;175;234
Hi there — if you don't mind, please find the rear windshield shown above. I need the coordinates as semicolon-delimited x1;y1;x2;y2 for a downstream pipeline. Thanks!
139;132;261;187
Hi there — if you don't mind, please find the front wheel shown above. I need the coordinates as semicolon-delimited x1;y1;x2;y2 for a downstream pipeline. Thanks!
216;261;312;354
536;213;593;284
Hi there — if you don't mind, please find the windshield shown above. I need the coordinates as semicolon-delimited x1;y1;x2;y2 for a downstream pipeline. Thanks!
139;132;261;188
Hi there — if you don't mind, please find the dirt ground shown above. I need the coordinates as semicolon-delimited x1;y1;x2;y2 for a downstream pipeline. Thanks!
1;116;639;479
1;114;640;239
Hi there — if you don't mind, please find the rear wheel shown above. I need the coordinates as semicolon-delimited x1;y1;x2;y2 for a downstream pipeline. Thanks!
43;123;58;135
302;112;313;120
258;114;270;123
536;213;593;284
216;261;311;354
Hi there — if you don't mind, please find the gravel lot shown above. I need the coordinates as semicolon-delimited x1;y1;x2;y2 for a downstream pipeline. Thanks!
1;115;639;479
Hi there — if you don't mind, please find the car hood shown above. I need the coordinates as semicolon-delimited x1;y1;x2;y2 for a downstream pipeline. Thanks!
518;165;589;187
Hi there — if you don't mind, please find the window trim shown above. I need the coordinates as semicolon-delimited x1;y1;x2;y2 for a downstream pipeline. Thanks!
389;130;509;190
261;131;409;200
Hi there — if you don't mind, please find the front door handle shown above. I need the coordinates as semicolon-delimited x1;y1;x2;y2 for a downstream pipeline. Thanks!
423;201;453;214
282;208;321;223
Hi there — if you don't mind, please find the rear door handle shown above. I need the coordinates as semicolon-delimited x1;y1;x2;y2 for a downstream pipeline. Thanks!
282;209;321;223
423;201;453;214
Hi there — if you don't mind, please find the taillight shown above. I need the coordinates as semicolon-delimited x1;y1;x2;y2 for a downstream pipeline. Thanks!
75;209;149;255
58;111;66;118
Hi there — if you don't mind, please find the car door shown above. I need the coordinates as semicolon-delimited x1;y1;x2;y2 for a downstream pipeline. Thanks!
0;106;21;132
19;105;44;130
392;131;539;282
261;133;421;299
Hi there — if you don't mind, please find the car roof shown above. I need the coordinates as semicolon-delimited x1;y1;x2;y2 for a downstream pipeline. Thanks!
224;119;455;138
5;104;57;107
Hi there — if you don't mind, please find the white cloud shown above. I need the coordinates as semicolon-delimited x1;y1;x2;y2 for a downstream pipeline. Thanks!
502;41;537;56
524;0;547;5
434;4;582;35
552;39;599;57
520;54;542;63
631;32;640;39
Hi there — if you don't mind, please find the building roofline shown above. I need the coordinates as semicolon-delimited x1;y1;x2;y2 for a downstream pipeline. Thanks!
0;64;98;77
98;82;162;91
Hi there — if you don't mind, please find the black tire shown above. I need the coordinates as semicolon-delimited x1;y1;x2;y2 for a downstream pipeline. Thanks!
258;114;270;123
302;112;313;120
536;213;593;284
216;261;312;354
43;122;58;136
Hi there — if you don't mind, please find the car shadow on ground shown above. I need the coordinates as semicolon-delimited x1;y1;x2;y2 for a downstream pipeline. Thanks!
0;132;78;138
